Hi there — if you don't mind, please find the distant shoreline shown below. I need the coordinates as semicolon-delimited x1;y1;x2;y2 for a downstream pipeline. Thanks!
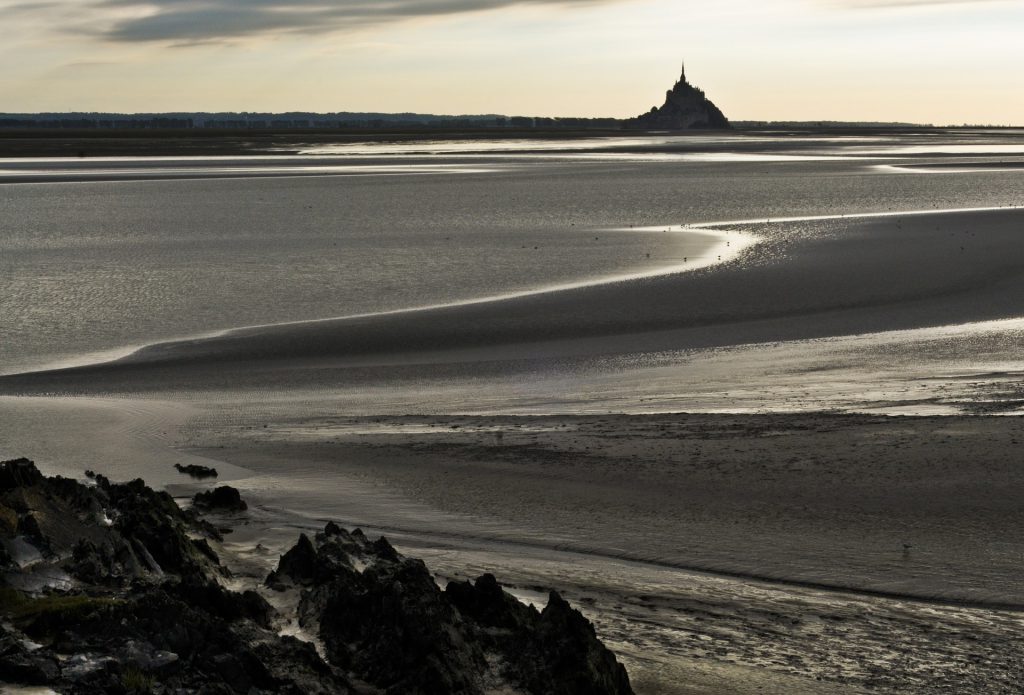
0;126;656;158
0;124;1002;158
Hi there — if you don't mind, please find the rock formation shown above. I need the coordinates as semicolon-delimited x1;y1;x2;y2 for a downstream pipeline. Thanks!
268;523;634;695
0;458;634;694
627;61;729;130
174;462;218;479
193;484;248;512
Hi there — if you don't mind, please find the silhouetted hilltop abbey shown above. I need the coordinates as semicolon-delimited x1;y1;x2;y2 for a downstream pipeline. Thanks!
627;62;729;130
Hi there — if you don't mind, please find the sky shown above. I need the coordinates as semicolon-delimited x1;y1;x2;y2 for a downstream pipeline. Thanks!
1;0;1021;124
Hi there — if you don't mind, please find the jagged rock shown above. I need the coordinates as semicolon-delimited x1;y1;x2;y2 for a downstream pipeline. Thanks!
0;459;354;693
20;586;349;694
0;458;44;491
314;553;482;692
266;533;318;589
193;485;248;512
16;513;47;550
446;576;633;695
118;638;180;672
534;591;633;694
0;623;60;684
0;459;633;695
271;523;634;695
167;575;275;629
445;571;522;629
0;650;61;685
105;478;227;581
66;537;145;584
251;634;348;695
626;61;729;130
0;460;224;587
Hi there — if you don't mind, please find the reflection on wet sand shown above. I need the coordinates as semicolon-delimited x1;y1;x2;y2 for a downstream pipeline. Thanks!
6;132;1024;694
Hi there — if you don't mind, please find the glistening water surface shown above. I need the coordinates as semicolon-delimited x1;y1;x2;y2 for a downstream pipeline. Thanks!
0;167;711;374
3;132;1024;376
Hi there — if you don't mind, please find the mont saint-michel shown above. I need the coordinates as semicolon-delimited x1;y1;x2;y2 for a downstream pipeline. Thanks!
627;62;730;129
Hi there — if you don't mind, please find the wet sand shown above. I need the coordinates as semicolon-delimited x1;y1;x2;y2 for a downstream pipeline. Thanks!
189;411;1024;605
180;410;1024;694
7;396;1024;693
3;206;1023;395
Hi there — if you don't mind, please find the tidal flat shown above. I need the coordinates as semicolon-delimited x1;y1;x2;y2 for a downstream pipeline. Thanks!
3;129;1024;693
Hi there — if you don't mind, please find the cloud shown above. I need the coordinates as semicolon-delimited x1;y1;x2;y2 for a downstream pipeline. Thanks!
62;60;116;67
89;0;608;42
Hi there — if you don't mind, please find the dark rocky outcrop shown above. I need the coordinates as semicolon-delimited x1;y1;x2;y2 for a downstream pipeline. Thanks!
270;523;633;695
193;485;248;512
174;462;218;479
0;458;45;490
0;458;346;693
626;62;729;130
0;458;633;694
447;574;632;694
1;460;224;587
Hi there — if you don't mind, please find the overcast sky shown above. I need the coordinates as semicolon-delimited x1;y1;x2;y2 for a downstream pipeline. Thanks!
1;0;1020;124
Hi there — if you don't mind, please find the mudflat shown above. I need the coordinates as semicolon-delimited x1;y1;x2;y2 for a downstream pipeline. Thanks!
6;130;1024;693
183;410;1024;694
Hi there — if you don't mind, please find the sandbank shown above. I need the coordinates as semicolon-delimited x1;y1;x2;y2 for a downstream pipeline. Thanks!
4;207;1024;396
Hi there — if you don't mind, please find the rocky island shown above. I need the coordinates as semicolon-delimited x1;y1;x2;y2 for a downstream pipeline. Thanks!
0;458;632;694
627;62;729;130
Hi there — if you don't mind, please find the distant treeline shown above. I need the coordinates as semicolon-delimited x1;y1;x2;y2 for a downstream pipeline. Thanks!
0;112;624;131
731;120;929;128
6;113;1012;133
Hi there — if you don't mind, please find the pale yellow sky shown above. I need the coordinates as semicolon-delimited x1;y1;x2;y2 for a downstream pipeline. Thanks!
1;0;1021;124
